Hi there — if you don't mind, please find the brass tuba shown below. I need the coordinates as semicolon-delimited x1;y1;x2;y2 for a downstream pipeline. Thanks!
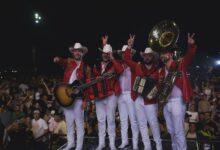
148;20;180;53
148;20;181;103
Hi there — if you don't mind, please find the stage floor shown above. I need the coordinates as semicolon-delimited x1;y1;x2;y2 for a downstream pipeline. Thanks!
58;137;202;150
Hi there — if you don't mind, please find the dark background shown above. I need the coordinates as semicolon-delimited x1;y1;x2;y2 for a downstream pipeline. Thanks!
1;0;220;75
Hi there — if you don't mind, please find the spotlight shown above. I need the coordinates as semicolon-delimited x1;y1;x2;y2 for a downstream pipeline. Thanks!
33;12;42;24
215;60;220;65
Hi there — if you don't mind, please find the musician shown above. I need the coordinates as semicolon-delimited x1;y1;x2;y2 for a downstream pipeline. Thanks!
123;35;162;150
54;42;92;150
93;36;123;150
113;44;139;149
159;33;197;150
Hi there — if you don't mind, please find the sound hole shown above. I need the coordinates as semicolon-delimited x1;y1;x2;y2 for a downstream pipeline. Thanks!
72;88;80;94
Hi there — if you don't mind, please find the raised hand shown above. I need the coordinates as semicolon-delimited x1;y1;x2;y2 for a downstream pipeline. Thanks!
102;35;108;46
53;57;60;63
127;34;135;48
187;33;195;45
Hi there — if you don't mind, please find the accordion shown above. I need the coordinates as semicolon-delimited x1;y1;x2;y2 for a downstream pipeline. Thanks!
133;76;158;100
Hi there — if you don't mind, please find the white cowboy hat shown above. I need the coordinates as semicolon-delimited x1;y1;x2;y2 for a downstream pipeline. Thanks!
99;44;113;53
69;42;88;54
140;47;155;57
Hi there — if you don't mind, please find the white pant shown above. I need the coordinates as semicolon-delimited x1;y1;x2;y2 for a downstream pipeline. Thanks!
63;99;84;149
135;96;162;150
117;92;139;145
163;97;186;150
95;95;117;144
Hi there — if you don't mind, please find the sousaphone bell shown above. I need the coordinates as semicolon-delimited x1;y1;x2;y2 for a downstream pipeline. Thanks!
148;20;180;56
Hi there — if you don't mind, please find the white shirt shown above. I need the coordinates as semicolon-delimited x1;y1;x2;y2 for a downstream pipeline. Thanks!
169;85;183;99
186;111;198;123
31;118;48;139
101;62;108;74
19;83;29;92
69;62;81;84
48;117;58;132
35;92;40;100
204;88;212;96
119;67;131;92
186;132;197;139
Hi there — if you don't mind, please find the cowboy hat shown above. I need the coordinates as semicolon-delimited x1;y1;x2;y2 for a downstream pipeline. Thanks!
69;42;88;54
98;44;113;53
140;47;156;57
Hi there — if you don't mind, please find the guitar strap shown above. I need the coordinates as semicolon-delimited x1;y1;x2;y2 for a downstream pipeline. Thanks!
91;71;99;99
82;63;101;99
82;63;87;83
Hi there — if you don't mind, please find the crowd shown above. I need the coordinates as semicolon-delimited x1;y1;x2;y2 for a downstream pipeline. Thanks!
0;71;220;149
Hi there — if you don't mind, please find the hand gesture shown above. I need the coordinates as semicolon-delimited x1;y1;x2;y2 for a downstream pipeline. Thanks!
187;33;195;45
53;57;60;63
102;35;108;46
127;34;135;48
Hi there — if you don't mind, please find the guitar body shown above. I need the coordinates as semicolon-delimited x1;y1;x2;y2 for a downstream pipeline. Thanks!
55;72;116;107
54;80;82;107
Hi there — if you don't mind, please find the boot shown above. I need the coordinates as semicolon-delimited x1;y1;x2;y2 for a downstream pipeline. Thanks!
96;137;105;150
118;133;128;149
62;142;75;150
118;141;129;149
132;138;138;150
109;137;116;150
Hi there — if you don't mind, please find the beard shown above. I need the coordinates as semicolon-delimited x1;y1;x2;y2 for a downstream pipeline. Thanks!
73;55;82;61
144;59;153;65
102;56;110;62
161;57;169;64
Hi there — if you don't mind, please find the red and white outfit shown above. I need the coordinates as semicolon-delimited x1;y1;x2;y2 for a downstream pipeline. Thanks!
93;44;124;150
124;47;162;150
55;57;92;150
117;61;139;149
158;44;197;150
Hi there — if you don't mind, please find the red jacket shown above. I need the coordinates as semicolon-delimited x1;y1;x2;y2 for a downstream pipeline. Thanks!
93;59;124;99
156;44;197;103
123;49;158;104
55;57;93;100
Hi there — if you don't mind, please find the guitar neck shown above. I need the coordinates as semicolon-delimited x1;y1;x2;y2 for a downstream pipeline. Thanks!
79;78;103;90
78;72;115;90
41;79;51;95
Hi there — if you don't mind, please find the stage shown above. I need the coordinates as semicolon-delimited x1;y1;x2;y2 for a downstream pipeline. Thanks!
57;137;218;150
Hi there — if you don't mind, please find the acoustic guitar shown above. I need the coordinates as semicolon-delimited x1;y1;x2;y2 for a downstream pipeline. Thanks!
54;72;116;107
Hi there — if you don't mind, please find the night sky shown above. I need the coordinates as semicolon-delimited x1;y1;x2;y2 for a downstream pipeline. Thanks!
1;1;220;74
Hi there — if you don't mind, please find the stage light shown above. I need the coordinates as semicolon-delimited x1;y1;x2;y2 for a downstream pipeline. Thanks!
33;12;42;24
35;13;39;19
216;60;220;65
